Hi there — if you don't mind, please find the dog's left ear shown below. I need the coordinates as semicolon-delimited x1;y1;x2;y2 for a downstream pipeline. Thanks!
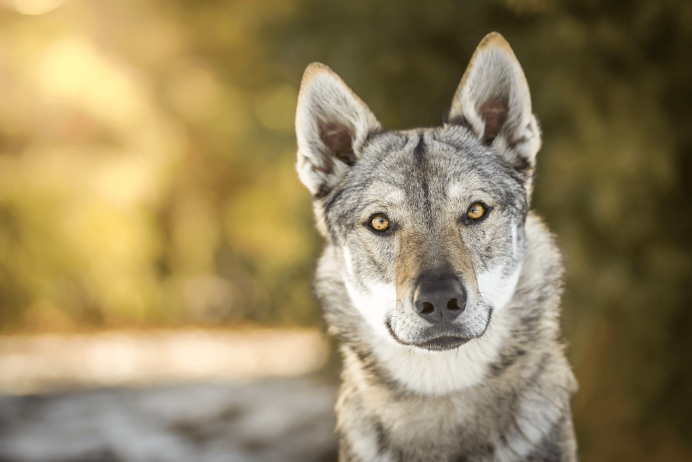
446;32;541;172
295;63;382;198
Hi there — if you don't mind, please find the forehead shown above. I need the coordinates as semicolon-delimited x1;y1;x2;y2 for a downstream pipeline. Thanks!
345;127;525;209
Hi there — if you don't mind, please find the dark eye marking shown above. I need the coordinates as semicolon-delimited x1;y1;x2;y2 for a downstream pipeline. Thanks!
459;202;493;225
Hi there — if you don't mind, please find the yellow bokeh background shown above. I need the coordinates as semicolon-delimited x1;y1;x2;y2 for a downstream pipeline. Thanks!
0;0;691;460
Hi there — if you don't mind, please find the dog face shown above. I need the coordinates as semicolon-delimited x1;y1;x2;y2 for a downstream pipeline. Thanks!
296;33;542;351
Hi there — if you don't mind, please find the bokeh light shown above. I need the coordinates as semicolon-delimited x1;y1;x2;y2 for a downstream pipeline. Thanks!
0;0;691;460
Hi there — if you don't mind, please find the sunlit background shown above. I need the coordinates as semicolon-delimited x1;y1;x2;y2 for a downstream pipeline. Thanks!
0;0;691;461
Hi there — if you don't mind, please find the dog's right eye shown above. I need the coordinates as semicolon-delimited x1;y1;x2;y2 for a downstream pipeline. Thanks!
368;213;390;232
467;203;486;220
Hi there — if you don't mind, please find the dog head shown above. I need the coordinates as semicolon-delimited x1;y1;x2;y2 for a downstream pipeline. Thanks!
296;33;541;351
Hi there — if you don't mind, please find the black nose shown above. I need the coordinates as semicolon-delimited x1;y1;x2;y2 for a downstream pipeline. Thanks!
413;273;467;324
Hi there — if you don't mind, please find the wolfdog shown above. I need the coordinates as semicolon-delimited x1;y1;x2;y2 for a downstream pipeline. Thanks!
295;32;578;462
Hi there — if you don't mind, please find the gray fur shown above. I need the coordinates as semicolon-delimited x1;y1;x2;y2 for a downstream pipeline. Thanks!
296;32;577;462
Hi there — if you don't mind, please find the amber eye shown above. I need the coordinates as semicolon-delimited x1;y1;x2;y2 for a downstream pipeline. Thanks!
467;203;486;220
369;213;390;232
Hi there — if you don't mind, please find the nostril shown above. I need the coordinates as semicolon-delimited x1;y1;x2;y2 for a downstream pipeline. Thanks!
447;298;460;311
421;302;435;314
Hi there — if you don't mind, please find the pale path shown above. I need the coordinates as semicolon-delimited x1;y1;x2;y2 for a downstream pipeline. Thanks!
0;378;338;462
0;330;328;394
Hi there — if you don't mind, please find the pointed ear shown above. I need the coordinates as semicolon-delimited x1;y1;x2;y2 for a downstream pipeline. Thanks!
447;32;541;171
295;63;381;197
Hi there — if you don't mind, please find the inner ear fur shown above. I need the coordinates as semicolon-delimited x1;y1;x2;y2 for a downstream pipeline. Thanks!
447;32;541;170
295;63;381;197
319;122;357;166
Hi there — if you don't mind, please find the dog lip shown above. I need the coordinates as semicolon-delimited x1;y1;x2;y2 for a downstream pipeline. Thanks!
385;320;471;351
417;335;470;351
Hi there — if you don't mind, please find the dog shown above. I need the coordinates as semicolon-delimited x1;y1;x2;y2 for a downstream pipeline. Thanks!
294;32;578;462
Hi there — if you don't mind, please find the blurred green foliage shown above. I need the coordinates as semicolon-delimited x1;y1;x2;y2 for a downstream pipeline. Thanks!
0;0;691;459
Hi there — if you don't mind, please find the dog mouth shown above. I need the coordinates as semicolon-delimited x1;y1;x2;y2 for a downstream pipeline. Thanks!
417;335;470;351
385;320;473;351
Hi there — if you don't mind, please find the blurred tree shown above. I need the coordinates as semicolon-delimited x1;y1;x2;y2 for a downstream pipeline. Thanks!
0;0;690;460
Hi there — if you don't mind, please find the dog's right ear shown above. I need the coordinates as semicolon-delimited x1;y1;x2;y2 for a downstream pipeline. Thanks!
295;63;381;198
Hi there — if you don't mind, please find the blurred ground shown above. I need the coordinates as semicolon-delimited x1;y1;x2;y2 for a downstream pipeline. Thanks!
0;378;338;462
0;329;327;394
0;329;334;462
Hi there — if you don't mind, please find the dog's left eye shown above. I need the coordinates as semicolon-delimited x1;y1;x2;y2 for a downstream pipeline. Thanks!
467;203;486;220
368;213;390;232
460;202;491;225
